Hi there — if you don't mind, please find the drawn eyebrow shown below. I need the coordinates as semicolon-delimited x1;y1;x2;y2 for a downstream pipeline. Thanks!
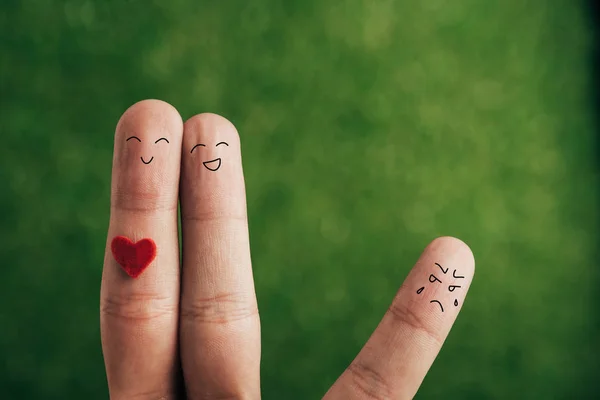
126;136;141;142
435;262;448;274
453;270;465;279
190;144;206;153
216;141;229;147
430;300;444;312
155;137;169;144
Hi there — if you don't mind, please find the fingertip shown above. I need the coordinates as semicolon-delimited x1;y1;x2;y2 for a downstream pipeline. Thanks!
116;99;183;140
111;99;183;211
426;236;475;276
184;112;237;129
180;112;246;219
399;236;475;320
183;113;240;149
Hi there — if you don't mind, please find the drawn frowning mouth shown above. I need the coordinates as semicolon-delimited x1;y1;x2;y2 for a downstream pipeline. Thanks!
203;158;221;171
430;300;444;312
141;156;154;165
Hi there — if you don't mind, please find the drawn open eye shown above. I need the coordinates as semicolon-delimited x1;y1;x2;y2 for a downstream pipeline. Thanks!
216;142;229;147
126;136;142;142
155;137;169;144
190;144;206;153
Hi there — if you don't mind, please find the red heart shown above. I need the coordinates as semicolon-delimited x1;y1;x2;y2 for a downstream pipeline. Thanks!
110;236;156;278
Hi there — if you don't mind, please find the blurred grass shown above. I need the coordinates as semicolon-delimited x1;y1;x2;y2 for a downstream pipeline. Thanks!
1;0;599;398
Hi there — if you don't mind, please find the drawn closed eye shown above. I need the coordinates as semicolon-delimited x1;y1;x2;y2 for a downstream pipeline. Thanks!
190;144;206;153
216;141;229;147
155;137;169;144
126;136;142;142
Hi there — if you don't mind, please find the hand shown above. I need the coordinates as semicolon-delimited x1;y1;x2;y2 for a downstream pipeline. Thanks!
100;100;475;399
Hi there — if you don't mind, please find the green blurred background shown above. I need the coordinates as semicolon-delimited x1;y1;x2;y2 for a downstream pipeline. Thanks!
2;0;599;398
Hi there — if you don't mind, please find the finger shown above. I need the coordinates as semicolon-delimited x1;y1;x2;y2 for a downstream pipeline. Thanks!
100;99;183;399
179;113;261;399
324;236;475;400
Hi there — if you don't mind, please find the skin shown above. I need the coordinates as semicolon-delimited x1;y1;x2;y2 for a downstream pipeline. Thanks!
100;99;475;400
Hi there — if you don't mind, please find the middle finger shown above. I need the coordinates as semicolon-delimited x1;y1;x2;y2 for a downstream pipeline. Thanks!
179;113;261;399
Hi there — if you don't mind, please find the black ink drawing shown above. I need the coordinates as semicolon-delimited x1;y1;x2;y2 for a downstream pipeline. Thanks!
126;135;169;165
435;262;448;274
430;300;444;312
416;263;465;312
190;141;229;171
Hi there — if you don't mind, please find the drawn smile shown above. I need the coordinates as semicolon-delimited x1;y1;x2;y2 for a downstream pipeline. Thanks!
141;156;154;165
203;158;221;171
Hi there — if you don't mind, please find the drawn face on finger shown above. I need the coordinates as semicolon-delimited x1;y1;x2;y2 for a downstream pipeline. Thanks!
125;135;170;165
190;141;229;171
416;262;466;312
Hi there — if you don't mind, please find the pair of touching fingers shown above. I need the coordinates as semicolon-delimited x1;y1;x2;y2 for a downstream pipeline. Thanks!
100;99;475;399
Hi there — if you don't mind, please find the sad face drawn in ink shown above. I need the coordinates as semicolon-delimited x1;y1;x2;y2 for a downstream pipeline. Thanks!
416;262;465;312
190;141;229;171
126;135;170;165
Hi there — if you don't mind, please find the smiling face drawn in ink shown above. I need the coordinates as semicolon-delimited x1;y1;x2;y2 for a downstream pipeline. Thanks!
416;262;466;312
190;141;229;171
126;135;170;165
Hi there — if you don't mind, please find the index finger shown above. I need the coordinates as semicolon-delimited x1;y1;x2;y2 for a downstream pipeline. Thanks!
100;100;183;399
